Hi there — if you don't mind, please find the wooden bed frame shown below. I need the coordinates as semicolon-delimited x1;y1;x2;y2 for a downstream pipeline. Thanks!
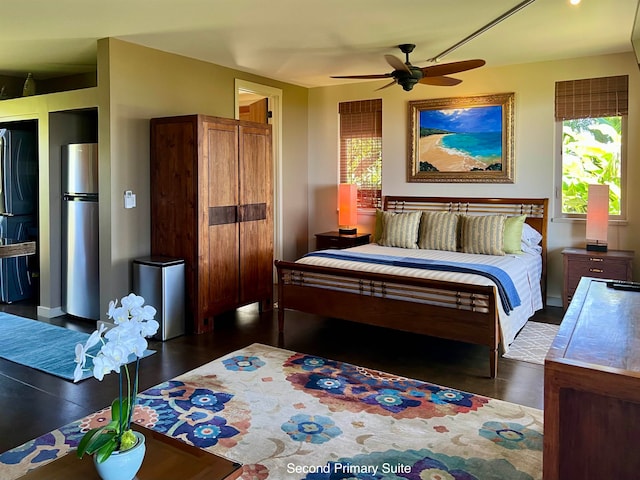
275;196;549;378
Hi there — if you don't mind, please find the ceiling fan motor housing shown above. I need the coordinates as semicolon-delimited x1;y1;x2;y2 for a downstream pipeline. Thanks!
395;66;423;91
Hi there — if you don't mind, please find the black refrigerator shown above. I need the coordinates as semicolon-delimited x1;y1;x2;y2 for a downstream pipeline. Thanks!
0;127;37;303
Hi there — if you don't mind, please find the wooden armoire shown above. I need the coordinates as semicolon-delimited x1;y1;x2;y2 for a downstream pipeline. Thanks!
150;114;273;334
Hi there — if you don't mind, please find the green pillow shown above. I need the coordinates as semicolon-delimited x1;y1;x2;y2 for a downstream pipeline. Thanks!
418;211;459;251
460;214;506;255
503;215;526;254
372;209;384;243
379;211;422;249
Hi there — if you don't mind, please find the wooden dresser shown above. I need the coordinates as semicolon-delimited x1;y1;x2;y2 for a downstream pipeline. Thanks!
544;277;640;479
561;247;633;309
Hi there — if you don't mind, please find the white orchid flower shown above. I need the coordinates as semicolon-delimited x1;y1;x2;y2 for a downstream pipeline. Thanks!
92;355;116;381
111;306;130;325
74;343;88;368
86;323;107;349
73;362;85;382
121;293;144;311
106;299;118;319
130;305;157;323
140;319;159;337
101;342;131;369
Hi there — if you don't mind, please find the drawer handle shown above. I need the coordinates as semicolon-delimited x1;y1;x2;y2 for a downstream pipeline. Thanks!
589;268;604;273
589;257;604;262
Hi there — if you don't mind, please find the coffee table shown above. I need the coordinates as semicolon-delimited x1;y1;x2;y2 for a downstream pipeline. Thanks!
18;424;242;479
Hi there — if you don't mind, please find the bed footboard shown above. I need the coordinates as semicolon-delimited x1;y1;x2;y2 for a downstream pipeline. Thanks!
275;260;500;377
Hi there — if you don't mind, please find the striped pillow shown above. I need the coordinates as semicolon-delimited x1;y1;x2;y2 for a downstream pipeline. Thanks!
379;211;422;248
418;211;459;251
461;214;506;255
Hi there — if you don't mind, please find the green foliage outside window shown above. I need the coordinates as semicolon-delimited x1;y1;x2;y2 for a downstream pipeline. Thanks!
344;138;382;208
561;116;622;215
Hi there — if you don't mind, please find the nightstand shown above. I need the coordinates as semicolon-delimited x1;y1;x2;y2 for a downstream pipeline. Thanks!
315;231;371;250
562;247;634;309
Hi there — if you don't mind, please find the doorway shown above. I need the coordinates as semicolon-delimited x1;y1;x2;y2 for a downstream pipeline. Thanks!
235;80;283;264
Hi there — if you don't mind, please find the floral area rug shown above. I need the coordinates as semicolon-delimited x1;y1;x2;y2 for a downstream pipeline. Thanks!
0;343;543;479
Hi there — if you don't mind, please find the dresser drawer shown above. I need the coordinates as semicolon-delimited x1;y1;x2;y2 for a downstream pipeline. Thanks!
562;248;634;310
566;256;630;283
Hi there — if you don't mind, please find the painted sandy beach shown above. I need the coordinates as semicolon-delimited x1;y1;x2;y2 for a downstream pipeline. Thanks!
419;134;500;172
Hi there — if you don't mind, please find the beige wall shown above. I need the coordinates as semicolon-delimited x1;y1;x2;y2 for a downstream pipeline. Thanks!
0;38;309;318
100;38;309;307
307;52;640;305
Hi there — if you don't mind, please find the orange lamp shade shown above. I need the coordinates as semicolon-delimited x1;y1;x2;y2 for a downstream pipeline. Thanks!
585;184;609;252
338;183;358;233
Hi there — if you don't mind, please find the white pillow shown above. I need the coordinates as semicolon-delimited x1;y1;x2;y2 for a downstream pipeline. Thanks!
521;223;542;247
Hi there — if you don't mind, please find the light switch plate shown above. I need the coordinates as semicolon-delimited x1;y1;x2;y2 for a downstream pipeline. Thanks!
124;190;136;208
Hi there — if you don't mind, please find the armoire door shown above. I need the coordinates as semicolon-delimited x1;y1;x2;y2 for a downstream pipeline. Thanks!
204;119;240;314
238;122;273;305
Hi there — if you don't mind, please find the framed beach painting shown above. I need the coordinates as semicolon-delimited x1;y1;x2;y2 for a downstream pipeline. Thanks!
407;92;514;183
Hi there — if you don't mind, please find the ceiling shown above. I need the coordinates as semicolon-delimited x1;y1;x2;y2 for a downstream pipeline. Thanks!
2;0;639;88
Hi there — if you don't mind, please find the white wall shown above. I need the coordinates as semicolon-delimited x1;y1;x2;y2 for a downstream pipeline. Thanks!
308;52;640;305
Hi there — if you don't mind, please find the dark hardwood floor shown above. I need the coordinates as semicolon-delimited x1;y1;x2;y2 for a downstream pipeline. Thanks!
0;298;563;454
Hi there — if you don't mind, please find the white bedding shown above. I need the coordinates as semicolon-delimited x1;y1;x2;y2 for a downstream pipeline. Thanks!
296;244;543;352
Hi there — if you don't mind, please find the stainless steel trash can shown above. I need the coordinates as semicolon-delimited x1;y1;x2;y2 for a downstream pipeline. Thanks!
132;256;185;341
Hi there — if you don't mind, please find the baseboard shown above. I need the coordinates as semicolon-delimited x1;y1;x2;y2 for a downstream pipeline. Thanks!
36;305;66;318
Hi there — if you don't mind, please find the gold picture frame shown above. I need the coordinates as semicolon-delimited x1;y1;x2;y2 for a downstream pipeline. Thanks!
408;92;515;183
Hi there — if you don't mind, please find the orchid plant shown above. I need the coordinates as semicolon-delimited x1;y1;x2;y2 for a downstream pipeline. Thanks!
73;293;159;463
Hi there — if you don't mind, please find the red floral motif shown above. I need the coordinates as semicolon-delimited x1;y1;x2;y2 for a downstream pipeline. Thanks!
241;463;269;479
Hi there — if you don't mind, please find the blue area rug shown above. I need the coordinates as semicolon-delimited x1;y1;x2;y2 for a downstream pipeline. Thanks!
0;312;154;381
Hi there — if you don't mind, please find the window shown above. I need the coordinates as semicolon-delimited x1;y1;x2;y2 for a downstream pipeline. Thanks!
555;75;628;218
339;99;382;209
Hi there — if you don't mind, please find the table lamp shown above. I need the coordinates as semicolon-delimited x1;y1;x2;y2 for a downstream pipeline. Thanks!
338;183;358;235
585;184;609;252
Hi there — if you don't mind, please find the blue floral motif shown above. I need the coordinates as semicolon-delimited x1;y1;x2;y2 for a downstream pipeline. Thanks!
281;414;342;444
403;456;478;479
290;355;339;371
361;389;421;413
223;355;265;372
173;388;233;414
479;421;543;451
430;388;475;408
172;415;239;448
0;421;84;466
284;352;490;419
305;373;348;394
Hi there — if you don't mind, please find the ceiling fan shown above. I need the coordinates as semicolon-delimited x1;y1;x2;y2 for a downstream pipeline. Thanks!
330;43;485;91
329;0;537;91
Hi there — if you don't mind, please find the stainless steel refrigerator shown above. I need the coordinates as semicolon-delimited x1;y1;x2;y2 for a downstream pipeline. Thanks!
0;127;37;303
61;143;99;320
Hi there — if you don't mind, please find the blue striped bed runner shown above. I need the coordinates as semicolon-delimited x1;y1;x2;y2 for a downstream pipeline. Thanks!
303;250;521;314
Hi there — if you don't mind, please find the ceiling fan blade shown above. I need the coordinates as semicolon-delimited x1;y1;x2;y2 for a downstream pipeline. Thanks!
375;80;398;91
419;76;462;86
330;73;393;79
384;54;410;73
421;59;486;77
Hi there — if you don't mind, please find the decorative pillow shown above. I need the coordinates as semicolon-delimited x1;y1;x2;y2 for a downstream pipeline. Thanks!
503;215;526;254
372;209;384;244
418;211;459;251
379;211;422;248
460;214;506;255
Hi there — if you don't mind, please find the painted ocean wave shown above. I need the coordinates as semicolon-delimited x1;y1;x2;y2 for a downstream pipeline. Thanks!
441;132;501;162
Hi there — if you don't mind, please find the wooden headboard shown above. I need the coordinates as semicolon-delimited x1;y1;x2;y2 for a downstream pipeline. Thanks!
383;196;549;304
